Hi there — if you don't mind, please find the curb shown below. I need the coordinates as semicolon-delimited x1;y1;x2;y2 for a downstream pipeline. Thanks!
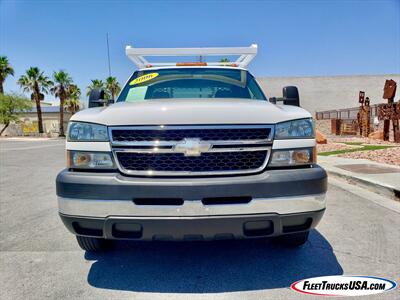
325;168;400;200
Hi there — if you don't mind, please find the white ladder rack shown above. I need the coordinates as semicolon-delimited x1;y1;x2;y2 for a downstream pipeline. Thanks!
125;44;258;69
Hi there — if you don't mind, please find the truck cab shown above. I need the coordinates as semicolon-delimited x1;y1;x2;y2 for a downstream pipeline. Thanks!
56;45;327;251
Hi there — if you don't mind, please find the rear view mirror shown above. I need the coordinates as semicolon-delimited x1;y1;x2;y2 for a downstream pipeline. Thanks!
282;86;300;107
88;89;106;108
269;86;300;107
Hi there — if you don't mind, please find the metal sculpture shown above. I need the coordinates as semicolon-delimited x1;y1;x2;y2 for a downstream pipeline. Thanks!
358;91;370;137
378;79;399;142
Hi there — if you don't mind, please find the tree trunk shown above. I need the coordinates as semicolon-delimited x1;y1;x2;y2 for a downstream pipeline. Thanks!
0;74;4;94
59;96;65;137
0;122;9;136
35;92;44;134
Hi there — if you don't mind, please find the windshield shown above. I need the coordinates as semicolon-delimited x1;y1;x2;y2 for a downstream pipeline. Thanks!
117;68;266;102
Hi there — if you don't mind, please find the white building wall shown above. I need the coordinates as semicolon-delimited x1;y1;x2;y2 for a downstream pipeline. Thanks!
257;74;400;115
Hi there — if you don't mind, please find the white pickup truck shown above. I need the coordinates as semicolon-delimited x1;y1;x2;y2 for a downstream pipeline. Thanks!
56;45;327;251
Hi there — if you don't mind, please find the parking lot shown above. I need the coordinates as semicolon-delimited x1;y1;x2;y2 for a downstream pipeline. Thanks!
0;139;399;300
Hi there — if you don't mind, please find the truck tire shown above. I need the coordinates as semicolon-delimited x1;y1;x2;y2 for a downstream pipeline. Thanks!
279;231;309;247
76;236;110;252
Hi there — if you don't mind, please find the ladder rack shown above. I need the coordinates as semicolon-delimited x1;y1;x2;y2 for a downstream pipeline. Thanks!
125;44;258;69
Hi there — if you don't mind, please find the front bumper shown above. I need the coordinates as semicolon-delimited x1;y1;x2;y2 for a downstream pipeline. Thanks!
56;165;327;240
60;209;325;241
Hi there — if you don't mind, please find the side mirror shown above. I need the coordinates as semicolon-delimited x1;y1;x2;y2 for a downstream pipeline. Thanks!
269;97;277;104
282;86;300;107
88;89;106;108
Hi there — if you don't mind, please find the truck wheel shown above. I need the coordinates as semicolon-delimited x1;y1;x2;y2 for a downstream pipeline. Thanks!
76;236;110;252
279;231;309;247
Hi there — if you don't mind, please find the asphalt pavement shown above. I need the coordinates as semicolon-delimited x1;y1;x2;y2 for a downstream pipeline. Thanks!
0;139;399;300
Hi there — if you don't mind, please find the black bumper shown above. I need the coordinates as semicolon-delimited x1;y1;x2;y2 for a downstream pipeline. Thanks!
56;165;327;200
60;209;325;241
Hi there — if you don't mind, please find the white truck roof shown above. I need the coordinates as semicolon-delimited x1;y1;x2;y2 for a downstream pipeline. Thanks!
125;44;258;70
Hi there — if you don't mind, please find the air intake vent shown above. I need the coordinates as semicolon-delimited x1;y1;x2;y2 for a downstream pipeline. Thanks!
202;196;252;205
133;198;184;205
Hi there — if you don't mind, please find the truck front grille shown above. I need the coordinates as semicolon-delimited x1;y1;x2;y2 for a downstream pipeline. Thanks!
109;125;273;176
116;151;268;173
112;127;271;142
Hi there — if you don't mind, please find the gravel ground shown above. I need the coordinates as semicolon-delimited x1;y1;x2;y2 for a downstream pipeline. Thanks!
317;143;361;153
338;146;400;166
317;137;400;166
329;137;399;146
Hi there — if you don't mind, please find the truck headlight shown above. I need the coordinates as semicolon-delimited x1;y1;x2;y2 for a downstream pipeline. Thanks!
275;118;314;139
269;147;315;167
68;122;108;141
67;151;116;169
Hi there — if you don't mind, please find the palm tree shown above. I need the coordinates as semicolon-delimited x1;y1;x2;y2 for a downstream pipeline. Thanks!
51;70;72;137
86;79;104;97
65;84;81;114
0;56;14;94
65;98;81;115
18;67;53;134
105;76;121;100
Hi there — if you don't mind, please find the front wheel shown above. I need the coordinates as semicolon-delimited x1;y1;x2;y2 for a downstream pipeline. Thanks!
279;231;309;247
76;236;111;252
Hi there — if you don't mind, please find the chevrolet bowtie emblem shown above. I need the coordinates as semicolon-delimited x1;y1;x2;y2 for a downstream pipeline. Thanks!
173;138;212;156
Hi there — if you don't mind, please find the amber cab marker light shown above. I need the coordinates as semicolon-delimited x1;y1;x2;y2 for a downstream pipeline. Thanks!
176;62;208;66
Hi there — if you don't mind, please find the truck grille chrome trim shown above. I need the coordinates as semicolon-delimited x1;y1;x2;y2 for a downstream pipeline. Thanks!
109;125;273;176
109;125;274;146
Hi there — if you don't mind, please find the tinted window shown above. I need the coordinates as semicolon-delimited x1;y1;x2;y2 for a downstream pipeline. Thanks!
117;68;266;102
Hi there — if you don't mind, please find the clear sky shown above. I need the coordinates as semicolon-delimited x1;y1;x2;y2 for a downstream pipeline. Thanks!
1;0;399;103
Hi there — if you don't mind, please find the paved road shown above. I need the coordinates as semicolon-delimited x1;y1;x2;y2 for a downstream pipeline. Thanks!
1;139;399;300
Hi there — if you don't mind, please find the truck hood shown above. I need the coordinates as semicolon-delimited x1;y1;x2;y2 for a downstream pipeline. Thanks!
71;99;311;125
